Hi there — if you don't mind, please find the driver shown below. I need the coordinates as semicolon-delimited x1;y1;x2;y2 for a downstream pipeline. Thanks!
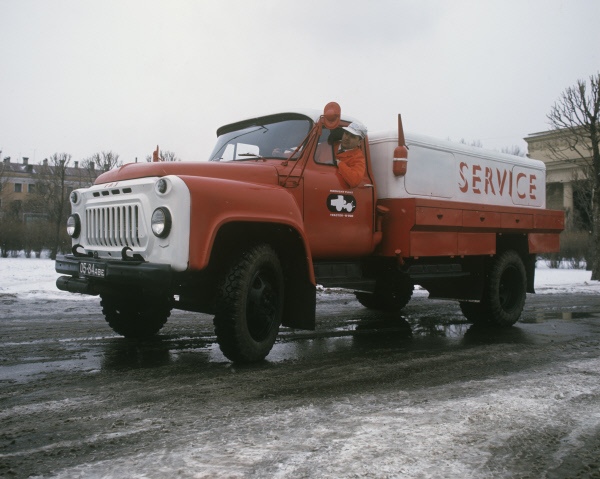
334;121;368;188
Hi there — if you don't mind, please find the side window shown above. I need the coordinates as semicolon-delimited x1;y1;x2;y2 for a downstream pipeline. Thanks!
405;145;454;198
234;143;260;159
314;128;343;165
219;142;260;161
221;144;235;161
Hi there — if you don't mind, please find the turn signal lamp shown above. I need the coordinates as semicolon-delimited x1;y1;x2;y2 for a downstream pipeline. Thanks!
393;113;408;177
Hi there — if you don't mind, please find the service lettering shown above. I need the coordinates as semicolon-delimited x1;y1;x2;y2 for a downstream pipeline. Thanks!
458;162;537;200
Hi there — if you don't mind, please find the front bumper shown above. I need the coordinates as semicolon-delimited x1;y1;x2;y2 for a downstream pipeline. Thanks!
55;254;173;296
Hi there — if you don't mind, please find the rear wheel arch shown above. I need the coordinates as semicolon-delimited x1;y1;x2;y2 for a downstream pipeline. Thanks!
496;234;536;293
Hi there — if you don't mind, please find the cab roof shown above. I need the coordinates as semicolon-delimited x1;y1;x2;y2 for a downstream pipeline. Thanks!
216;109;360;137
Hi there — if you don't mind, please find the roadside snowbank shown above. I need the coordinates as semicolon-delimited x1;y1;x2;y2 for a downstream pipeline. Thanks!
0;258;598;300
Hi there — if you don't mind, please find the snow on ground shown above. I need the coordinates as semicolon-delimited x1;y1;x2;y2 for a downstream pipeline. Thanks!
44;357;600;479
1;257;599;478
0;258;598;300
531;261;600;294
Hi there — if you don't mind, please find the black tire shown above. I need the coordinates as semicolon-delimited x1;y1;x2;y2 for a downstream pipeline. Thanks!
480;250;527;327
355;274;413;312
355;291;384;310
101;294;171;338
459;301;487;323
214;244;283;363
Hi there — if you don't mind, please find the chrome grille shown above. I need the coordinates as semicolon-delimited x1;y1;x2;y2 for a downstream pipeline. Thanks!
85;205;146;247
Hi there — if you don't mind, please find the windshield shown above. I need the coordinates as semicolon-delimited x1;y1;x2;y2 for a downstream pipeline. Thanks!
209;115;312;161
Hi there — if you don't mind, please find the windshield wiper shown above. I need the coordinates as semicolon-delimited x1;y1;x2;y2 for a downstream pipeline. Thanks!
236;153;264;161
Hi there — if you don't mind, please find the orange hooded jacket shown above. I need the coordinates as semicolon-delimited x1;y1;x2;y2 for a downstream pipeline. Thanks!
336;148;365;188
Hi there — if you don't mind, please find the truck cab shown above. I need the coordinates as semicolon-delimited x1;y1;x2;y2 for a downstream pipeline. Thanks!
207;111;380;260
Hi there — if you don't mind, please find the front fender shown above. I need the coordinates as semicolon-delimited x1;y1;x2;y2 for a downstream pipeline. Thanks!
179;175;314;283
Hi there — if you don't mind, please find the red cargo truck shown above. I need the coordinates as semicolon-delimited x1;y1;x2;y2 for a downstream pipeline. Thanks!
56;102;564;362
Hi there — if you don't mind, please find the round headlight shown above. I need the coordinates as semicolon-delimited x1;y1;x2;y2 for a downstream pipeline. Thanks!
155;178;168;195
66;214;81;238
70;190;79;204
151;207;172;238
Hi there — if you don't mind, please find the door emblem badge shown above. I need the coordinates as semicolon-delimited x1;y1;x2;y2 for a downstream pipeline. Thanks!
327;194;356;213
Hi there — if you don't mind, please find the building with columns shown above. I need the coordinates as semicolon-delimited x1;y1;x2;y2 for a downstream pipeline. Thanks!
524;129;592;230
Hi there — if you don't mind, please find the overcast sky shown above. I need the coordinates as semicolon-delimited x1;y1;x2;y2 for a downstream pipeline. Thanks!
1;0;599;165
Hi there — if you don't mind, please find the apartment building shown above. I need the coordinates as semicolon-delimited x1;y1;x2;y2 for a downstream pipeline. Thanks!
0;156;100;220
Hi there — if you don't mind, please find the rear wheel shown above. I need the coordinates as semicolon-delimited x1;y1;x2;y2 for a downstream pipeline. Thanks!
101;294;171;338
214;244;283;363
459;301;487;323
459;250;527;327
482;250;527;327
355;274;413;312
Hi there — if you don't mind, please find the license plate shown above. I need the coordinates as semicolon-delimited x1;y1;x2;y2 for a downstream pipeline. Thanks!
79;261;106;278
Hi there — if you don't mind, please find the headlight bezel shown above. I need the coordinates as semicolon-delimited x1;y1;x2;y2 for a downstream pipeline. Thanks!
155;178;170;195
66;214;81;238
151;207;172;238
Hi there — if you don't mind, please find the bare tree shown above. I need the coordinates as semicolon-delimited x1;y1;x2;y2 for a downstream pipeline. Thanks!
0;161;21;255
145;148;181;162
33;153;73;259
501;145;526;157
0;154;13;208
160;150;181;162
80;150;120;178
547;73;600;280
459;139;483;148
82;150;121;171
0;156;15;255
565;165;594;231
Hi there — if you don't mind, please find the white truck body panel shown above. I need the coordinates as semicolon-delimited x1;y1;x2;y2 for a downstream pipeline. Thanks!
71;176;191;271
369;131;546;208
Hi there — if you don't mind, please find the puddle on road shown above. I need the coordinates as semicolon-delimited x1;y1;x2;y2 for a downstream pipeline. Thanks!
521;311;600;323
4;308;598;382
0;351;101;384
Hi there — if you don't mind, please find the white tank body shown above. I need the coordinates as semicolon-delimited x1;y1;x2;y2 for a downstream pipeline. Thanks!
369;131;546;209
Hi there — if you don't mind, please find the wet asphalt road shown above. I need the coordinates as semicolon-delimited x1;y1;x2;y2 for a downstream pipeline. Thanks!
1;291;600;478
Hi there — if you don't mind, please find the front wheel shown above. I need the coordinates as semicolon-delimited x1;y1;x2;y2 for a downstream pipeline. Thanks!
214;244;284;363
101;294;172;338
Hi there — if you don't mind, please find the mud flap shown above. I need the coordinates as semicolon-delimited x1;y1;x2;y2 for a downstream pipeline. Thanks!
282;279;316;330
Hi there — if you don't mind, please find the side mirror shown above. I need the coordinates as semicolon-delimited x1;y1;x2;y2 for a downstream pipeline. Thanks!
322;102;341;129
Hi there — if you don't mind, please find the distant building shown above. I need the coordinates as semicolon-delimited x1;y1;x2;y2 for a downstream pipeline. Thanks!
525;129;592;229
0;156;101;220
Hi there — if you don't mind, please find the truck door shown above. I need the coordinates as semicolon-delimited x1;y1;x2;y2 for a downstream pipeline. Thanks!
302;128;377;259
